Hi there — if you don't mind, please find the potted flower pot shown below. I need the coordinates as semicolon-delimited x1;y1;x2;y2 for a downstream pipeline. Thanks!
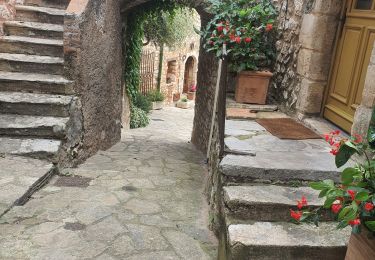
177;98;190;109
173;93;181;102
187;91;196;100
345;227;375;260
235;71;273;105
152;101;163;110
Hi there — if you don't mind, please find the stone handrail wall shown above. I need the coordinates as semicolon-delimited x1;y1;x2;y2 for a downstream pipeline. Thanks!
63;0;123;165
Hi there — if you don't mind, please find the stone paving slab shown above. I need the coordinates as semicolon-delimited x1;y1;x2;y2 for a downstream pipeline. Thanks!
228;222;350;259
0;107;217;259
220;152;341;182
0;155;54;216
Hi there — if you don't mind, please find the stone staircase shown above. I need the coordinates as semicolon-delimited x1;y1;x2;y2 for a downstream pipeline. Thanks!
219;119;351;259
0;0;72;162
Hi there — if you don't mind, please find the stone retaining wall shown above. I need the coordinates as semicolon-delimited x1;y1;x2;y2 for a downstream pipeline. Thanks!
63;0;123;166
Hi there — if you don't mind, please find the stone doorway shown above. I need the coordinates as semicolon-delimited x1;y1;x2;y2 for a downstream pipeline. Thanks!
183;56;197;93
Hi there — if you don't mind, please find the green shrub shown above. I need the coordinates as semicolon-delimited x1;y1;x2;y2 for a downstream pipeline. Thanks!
181;97;188;102
147;90;165;102
130;105;150;129
133;93;152;113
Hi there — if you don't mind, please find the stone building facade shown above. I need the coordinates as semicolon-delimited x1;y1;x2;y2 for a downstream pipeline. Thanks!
141;16;200;105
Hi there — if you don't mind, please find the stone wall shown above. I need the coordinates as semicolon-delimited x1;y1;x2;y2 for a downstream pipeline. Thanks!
270;0;343;116
142;15;201;105
63;0;123;166
353;43;375;137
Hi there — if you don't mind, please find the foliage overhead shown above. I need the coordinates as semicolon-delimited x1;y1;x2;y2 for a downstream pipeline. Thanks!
202;0;278;72
143;8;198;48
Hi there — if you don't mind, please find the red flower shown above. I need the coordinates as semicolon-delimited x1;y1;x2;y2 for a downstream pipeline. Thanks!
349;218;361;226
290;210;303;221
229;34;236;41
235;36;241;44
365;202;374;212
353;134;363;144
347;190;356;200
245;37;252;43
297;196;308;209
330;130;341;135
265;23;273;32
217;25;224;32
330;149;339;156
331;203;342;214
208;40;214;46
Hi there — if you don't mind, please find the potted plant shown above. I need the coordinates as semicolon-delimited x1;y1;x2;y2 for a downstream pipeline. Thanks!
173;92;181;102
187;84;197;100
147;90;165;110
202;0;277;104
290;124;375;259
177;97;190;109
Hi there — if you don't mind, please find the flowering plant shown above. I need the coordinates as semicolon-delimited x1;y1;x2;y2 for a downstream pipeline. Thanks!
202;0;278;72
291;128;375;234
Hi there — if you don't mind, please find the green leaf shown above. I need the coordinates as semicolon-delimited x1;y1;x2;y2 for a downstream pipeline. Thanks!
337;220;349;229
319;189;329;198
355;191;369;201
365;221;375;232
341;168;358;184
336;144;357;168
323;179;335;188
310;182;332;191
324;197;337;209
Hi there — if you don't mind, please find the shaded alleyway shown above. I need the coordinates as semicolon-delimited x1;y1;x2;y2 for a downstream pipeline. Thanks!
0;107;218;259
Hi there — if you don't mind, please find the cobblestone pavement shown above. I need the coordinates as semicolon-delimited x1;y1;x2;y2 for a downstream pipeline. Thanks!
0;107;218;260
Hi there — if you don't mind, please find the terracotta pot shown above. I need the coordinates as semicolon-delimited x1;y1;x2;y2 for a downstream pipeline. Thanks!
235;71;273;105
187;91;196;100
345;227;375;260
173;93;181;102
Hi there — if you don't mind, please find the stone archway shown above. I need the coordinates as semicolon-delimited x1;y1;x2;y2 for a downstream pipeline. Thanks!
183;56;198;93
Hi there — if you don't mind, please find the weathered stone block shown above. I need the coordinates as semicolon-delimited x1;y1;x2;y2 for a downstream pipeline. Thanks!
296;78;325;114
352;106;372;137
297;48;331;81
361;63;375;108
299;14;339;51
312;0;343;16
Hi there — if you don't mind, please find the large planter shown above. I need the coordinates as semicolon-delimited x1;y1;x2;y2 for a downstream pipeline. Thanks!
235;71;273;105
345;228;375;260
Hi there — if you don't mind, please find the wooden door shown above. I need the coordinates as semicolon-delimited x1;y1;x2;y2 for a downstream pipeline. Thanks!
324;0;375;132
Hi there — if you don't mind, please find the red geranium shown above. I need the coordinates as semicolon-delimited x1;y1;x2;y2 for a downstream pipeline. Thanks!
245;37;252;43
331;203;342;214
265;23;273;32
290;210;303;221
365;202;374;212
347;190;356;200
349;219;361;226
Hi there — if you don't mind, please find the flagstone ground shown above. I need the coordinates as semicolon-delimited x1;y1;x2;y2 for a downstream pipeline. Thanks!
0;107;218;260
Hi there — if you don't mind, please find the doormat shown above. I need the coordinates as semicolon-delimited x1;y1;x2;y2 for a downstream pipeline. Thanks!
256;118;322;140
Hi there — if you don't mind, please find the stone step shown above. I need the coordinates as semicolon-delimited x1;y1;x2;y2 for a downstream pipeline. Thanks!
4;21;63;40
227;222;350;260
0;36;63;57
0;155;56;216
0;71;72;94
0;54;64;75
223;185;324;222
24;0;71;10
220;153;341;184
14;5;65;25
0;114;68;139
0;92;73;117
0;137;61;161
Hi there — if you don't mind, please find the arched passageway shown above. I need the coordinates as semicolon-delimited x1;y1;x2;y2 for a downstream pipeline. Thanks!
183;56;197;93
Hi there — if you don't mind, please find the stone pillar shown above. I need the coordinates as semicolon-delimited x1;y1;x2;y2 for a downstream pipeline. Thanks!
295;0;342;116
352;43;375;137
